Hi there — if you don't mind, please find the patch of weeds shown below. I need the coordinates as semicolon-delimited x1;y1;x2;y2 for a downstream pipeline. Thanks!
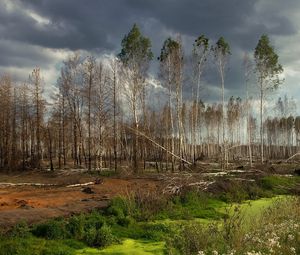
32;220;67;240
84;224;116;247
8;221;31;238
259;175;300;194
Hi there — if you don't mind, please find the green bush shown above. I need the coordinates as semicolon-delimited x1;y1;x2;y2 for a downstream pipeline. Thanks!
106;197;131;218
141;222;171;241
66;215;85;240
83;211;106;231
84;224;116;247
32;220;66;240
0;239;33;255
8;221;30;238
259;175;299;194
117;216;134;227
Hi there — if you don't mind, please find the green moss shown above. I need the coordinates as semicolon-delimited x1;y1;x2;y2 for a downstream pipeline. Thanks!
76;239;165;255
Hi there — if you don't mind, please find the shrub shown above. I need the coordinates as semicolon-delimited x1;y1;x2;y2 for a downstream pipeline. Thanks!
83;211;106;231
8;221;30;238
84;224;116;247
0;239;32;255
106;196;134;218
66;215;85;240
32;220;66;240
117;216;134;227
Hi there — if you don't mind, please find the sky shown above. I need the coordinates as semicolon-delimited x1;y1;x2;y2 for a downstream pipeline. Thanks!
0;0;300;113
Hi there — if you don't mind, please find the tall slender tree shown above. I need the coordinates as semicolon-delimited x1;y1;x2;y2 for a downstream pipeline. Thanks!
118;24;153;173
212;37;230;168
191;35;209;163
254;34;283;163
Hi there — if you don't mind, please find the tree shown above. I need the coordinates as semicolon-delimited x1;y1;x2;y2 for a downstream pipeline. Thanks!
118;24;153;172
83;56;96;171
212;37;230;168
29;68;44;168
254;34;283;163
243;53;253;167
59;53;85;167
159;37;185;170
191;35;209;163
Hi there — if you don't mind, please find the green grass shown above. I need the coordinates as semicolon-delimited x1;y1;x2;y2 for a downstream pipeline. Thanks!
259;175;300;194
0;237;82;255
76;239;165;255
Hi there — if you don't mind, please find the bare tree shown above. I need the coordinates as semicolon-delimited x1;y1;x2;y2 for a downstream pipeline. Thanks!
212;37;231;169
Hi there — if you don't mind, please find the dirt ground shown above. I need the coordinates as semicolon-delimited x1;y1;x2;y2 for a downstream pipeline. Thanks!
0;162;298;229
0;170;161;229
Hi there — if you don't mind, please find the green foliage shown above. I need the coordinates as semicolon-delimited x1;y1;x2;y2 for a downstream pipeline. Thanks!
62;239;85;249
254;34;283;88
213;36;231;56
259;175;299;194
163;191;225;220
32;220;67;240
106;196;139;225
158;38;181;62
118;23;153;66
194;35;209;50
0;238;75;255
81;211;106;231
84;224;115;248
166;222;226;255
66;215;85;240
167;196;300;255
218;181;265;203
8;221;31;239
0;239;31;255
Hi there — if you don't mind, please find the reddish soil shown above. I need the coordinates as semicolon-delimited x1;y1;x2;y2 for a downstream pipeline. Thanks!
0;171;160;229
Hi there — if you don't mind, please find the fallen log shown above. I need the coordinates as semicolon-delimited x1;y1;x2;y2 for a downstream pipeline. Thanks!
125;125;192;165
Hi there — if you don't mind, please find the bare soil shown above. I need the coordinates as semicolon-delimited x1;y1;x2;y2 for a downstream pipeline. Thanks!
0;170;160;229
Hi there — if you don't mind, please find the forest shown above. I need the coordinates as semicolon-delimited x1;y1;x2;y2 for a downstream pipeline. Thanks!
0;24;298;173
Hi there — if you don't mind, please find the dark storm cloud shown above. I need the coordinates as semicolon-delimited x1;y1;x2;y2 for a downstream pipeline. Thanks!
0;0;298;100
8;0;297;51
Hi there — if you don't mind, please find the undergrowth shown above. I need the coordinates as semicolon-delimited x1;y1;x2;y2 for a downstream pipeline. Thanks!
0;175;299;255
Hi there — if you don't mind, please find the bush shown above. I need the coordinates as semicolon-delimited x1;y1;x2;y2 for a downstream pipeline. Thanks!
32;220;66;240
0;239;33;255
106;197;133;218
259;175;298;194
8;221;30;238
117;216;134;227
84;224;116;247
167;197;300;255
66;215;85;240
166;222;227;255
83;211;106;231
141;222;171;241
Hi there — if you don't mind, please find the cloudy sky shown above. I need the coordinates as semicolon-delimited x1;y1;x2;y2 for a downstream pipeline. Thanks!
0;0;300;110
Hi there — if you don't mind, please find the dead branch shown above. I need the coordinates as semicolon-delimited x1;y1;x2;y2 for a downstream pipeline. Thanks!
286;152;300;162
124;125;192;165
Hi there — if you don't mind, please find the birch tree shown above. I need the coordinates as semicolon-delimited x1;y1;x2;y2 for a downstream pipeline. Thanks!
191;35;209;163
212;37;230;168
118;24;153;173
254;34;283;163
